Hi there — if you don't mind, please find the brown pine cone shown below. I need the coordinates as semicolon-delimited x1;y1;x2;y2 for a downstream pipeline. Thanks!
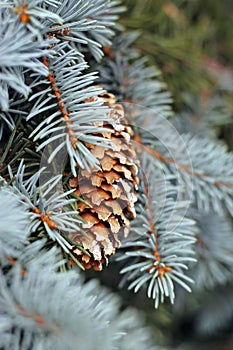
69;91;139;271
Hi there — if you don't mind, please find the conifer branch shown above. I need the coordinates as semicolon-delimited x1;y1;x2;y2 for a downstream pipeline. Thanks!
176;134;233;216
0;185;31;259
173;92;233;139
1;0;124;175
118;152;196;308
97;31;173;117
27;44;114;174
0;251;161;350
0;5;57;111
44;0;125;62
6;161;87;268
134;133;233;217
189;209;233;289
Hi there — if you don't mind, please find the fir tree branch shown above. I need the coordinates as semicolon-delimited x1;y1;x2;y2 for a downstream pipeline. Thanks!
44;0;125;62
7;161;87;268
118;152;196;308
134;132;233;217
0;118;34;179
189;209;233;289
0;6;57;111
97;32;173;117
0;185;31;259
173;92;233;139
0;255;161;350
0;96;27;137
27;42;115;174
179;134;233;216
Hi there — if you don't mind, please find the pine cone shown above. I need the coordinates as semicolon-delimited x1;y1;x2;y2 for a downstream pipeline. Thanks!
69;91;139;271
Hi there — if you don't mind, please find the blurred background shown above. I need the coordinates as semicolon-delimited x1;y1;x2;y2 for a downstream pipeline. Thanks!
121;0;233;148
92;1;233;350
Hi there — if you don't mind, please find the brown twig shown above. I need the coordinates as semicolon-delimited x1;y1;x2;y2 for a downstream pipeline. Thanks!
43;57;78;150
32;207;58;230
144;177;173;277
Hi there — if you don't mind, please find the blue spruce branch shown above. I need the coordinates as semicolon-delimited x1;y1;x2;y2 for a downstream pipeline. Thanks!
118;152;196;308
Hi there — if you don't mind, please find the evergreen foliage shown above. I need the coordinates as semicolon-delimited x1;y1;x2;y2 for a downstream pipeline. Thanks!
0;0;233;349
118;152;196;308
